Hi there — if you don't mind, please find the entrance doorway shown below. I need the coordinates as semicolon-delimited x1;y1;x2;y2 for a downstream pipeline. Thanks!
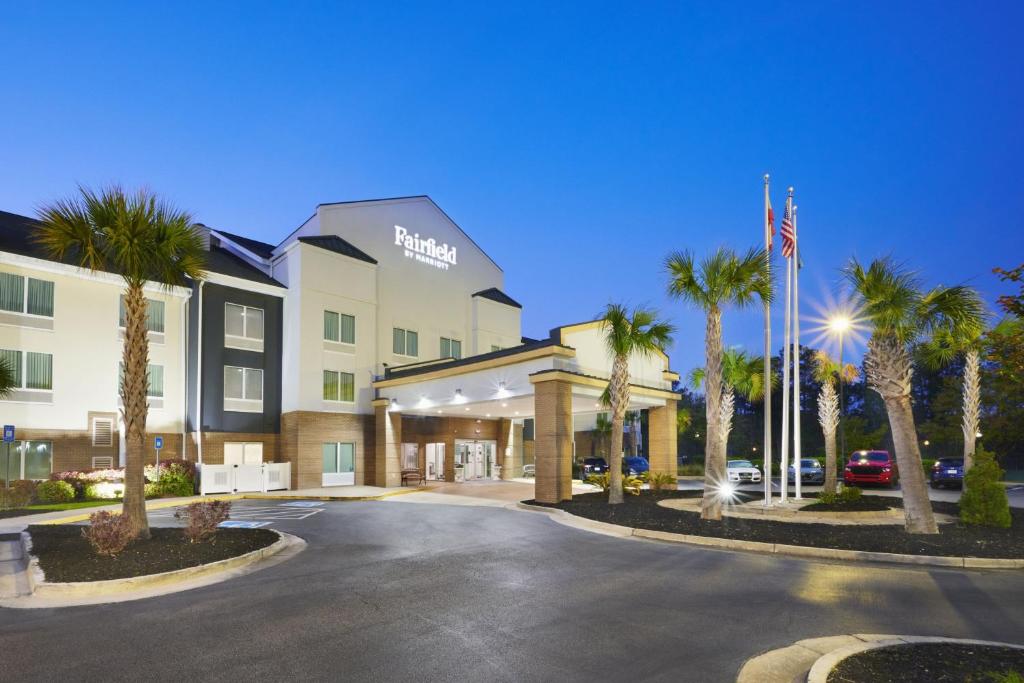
455;440;496;480
322;442;355;486
425;443;445;481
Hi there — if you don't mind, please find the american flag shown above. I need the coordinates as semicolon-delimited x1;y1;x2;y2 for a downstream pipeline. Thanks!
767;197;775;251
781;199;796;258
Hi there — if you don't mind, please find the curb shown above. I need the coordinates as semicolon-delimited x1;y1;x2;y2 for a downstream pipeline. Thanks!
516;502;1024;569
18;528;302;604
240;487;426;502
805;636;1024;683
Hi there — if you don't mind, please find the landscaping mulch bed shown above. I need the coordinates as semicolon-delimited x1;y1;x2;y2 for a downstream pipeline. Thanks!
534;491;1024;558
827;642;1024;682
800;497;894;513
27;525;278;582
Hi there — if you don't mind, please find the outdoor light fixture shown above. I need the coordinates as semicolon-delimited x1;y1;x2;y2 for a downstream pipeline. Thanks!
977;430;983;438
418;396;430;409
453;388;466;404
829;315;851;333
496;381;510;399
923;439;930;446
502;402;508;408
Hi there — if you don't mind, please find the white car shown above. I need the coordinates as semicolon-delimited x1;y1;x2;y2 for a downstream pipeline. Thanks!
727;459;762;484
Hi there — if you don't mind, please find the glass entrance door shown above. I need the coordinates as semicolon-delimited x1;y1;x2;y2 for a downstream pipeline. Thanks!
455;440;496;480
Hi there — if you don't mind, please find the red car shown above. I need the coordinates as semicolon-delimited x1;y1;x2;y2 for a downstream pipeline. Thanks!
843;450;899;488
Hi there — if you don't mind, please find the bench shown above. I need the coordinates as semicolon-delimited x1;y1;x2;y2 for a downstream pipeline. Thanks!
401;468;425;486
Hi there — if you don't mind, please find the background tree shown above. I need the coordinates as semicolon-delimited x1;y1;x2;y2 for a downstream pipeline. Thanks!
813;351;858;493
37;187;206;538
598;303;674;504
666;247;771;520
0;357;16;399
689;348;770;461
594;413;612;458
844;257;985;534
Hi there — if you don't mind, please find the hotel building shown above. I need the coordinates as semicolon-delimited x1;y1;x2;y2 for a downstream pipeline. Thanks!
0;196;679;502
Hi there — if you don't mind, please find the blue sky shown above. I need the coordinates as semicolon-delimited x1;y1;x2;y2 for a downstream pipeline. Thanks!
2;2;1021;373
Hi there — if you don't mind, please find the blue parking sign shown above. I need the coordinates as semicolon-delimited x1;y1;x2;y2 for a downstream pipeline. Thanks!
3;425;14;443
154;436;163;449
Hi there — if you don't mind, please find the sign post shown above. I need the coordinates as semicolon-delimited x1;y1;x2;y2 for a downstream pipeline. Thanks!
154;436;163;469
3;425;15;487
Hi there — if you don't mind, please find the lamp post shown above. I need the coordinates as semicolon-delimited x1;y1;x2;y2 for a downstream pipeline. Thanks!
829;315;851;470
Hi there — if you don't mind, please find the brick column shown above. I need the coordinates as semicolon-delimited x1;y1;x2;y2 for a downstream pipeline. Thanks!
374;400;402;488
648;400;678;480
534;378;574;503
495;418;512;479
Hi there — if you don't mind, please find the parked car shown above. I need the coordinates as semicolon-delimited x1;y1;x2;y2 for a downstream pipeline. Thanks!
623;456;649;476
522;463;536;478
843;450;899;488
581;457;608;476
788;458;825;485
727;459;762;484
930;457;964;489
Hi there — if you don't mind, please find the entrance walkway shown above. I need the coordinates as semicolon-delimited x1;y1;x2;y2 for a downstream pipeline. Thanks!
387;478;599;508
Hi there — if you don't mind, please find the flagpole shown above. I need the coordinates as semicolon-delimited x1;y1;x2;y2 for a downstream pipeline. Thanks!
762;174;772;507
779;190;793;503
793;203;803;499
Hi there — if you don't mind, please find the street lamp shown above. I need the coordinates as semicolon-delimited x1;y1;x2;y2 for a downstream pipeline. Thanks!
829;315;852;465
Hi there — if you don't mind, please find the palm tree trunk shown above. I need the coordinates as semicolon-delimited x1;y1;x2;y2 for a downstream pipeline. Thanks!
884;394;939;534
121;283;151;539
961;349;980;486
720;384;735;460
701;307;724;520
608;355;630;504
818;382;839;494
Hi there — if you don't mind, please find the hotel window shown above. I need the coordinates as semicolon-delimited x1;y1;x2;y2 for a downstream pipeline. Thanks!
393;327;418;357
224;366;263;412
323;370;355;402
119;296;165;333
324;311;355;344
0;349;53;391
118;362;165;398
0;441;53;480
0;272;54;317
440;337;462;359
225;303;264;351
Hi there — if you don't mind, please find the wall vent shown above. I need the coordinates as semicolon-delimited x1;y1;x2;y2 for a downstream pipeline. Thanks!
92;418;114;447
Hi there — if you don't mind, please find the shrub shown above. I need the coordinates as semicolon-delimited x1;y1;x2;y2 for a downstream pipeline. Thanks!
960;447;1011;528
150;463;194;497
678;463;704;476
648;472;677;492
83;481;125;500
10;479;38;501
175;500;231;543
36;479;76;504
81;511;134;556
839;486;862;503
144;458;197;484
818;490;838;505
0;482;34;509
584;473;643;496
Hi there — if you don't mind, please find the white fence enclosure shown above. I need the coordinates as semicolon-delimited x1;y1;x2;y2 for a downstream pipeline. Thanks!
199;462;291;495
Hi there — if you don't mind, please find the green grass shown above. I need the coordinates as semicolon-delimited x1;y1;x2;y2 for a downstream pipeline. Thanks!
0;499;122;519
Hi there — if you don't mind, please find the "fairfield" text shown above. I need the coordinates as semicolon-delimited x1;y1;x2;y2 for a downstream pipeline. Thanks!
394;225;457;270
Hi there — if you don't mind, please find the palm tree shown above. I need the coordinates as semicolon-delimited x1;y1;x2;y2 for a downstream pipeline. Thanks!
0;357;16;399
37;187;206;539
599;303;675;505
689;348;770;459
843;257;985;534
594;413;612;458
812;351;858;494
921;315;994;486
666;247;771;520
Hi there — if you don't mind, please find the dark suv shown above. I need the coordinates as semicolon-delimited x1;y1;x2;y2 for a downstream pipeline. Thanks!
843;450;899;488
930;457;964;488
581;457;608;476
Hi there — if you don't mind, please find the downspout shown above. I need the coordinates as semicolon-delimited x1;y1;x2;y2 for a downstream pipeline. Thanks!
195;281;205;465
182;289;190;460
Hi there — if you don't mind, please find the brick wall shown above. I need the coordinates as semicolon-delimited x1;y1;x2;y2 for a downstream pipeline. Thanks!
280;411;374;490
194;432;281;466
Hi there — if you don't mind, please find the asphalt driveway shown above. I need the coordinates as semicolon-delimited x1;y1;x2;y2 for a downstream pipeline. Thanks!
2;498;1023;682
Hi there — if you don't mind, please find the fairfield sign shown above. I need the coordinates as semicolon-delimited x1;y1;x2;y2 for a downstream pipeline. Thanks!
394;225;457;271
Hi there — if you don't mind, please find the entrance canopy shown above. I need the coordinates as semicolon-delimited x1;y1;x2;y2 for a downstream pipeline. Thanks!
373;320;681;420
372;321;682;503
